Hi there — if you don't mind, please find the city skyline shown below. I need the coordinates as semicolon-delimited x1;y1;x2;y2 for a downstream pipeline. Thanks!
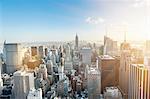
1;1;150;99
0;0;150;42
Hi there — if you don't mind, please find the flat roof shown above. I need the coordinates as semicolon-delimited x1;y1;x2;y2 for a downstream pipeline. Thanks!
131;64;149;70
88;67;100;74
99;55;115;60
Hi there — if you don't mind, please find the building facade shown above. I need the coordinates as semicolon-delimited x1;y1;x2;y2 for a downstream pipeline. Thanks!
4;43;24;73
128;64;150;99
119;42;131;99
14;70;35;99
87;65;101;99
98;55;119;92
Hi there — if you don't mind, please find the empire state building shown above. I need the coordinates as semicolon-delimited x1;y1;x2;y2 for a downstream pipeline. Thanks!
75;34;79;50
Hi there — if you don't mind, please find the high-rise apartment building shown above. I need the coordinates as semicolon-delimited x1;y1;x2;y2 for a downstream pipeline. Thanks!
128;64;150;99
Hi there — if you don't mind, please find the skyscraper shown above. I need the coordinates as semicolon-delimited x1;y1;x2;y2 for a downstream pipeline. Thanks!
128;64;150;99
119;42;131;99
64;43;73;72
4;43;24;73
103;36;118;56
98;55;119;92
14;70;35;99
75;34;79;50
87;65;101;99
31;46;38;56
38;64;48;80
38;46;44;59
80;47;92;65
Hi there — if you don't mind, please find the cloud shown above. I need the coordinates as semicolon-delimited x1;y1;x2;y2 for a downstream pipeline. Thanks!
85;17;105;24
132;0;146;8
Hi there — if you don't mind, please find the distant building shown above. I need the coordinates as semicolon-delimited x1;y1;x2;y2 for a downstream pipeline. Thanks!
64;61;73;73
27;88;42;99
80;47;92;65
128;64;150;99
103;36;118;56
4;43;24;73
65;43;72;61
50;51;57;65
38;46;44;59
144;40;150;66
38;64;48;80
131;48;144;64
31;46;38;56
98;55;119;92
72;56;79;70
145;40;150;56
64;43;73;72
75;34;79;50
14;70;35;99
86;65;101;99
104;87;122;99
44;48;48;56
46;60;53;75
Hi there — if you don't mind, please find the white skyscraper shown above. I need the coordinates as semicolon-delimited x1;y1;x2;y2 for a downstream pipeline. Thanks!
64;43;73;72
14;70;35;99
4;43;24;73
65;43;71;61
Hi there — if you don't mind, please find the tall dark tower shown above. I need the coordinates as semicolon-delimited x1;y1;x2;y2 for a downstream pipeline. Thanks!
75;34;78;50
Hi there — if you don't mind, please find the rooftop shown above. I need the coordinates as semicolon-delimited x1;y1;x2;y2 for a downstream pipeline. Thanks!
131;64;149;70
88;66;100;74
99;55;115;60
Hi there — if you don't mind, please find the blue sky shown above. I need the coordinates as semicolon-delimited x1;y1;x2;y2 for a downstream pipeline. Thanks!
0;0;149;42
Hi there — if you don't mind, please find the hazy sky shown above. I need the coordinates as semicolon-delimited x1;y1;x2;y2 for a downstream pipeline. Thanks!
0;0;150;42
